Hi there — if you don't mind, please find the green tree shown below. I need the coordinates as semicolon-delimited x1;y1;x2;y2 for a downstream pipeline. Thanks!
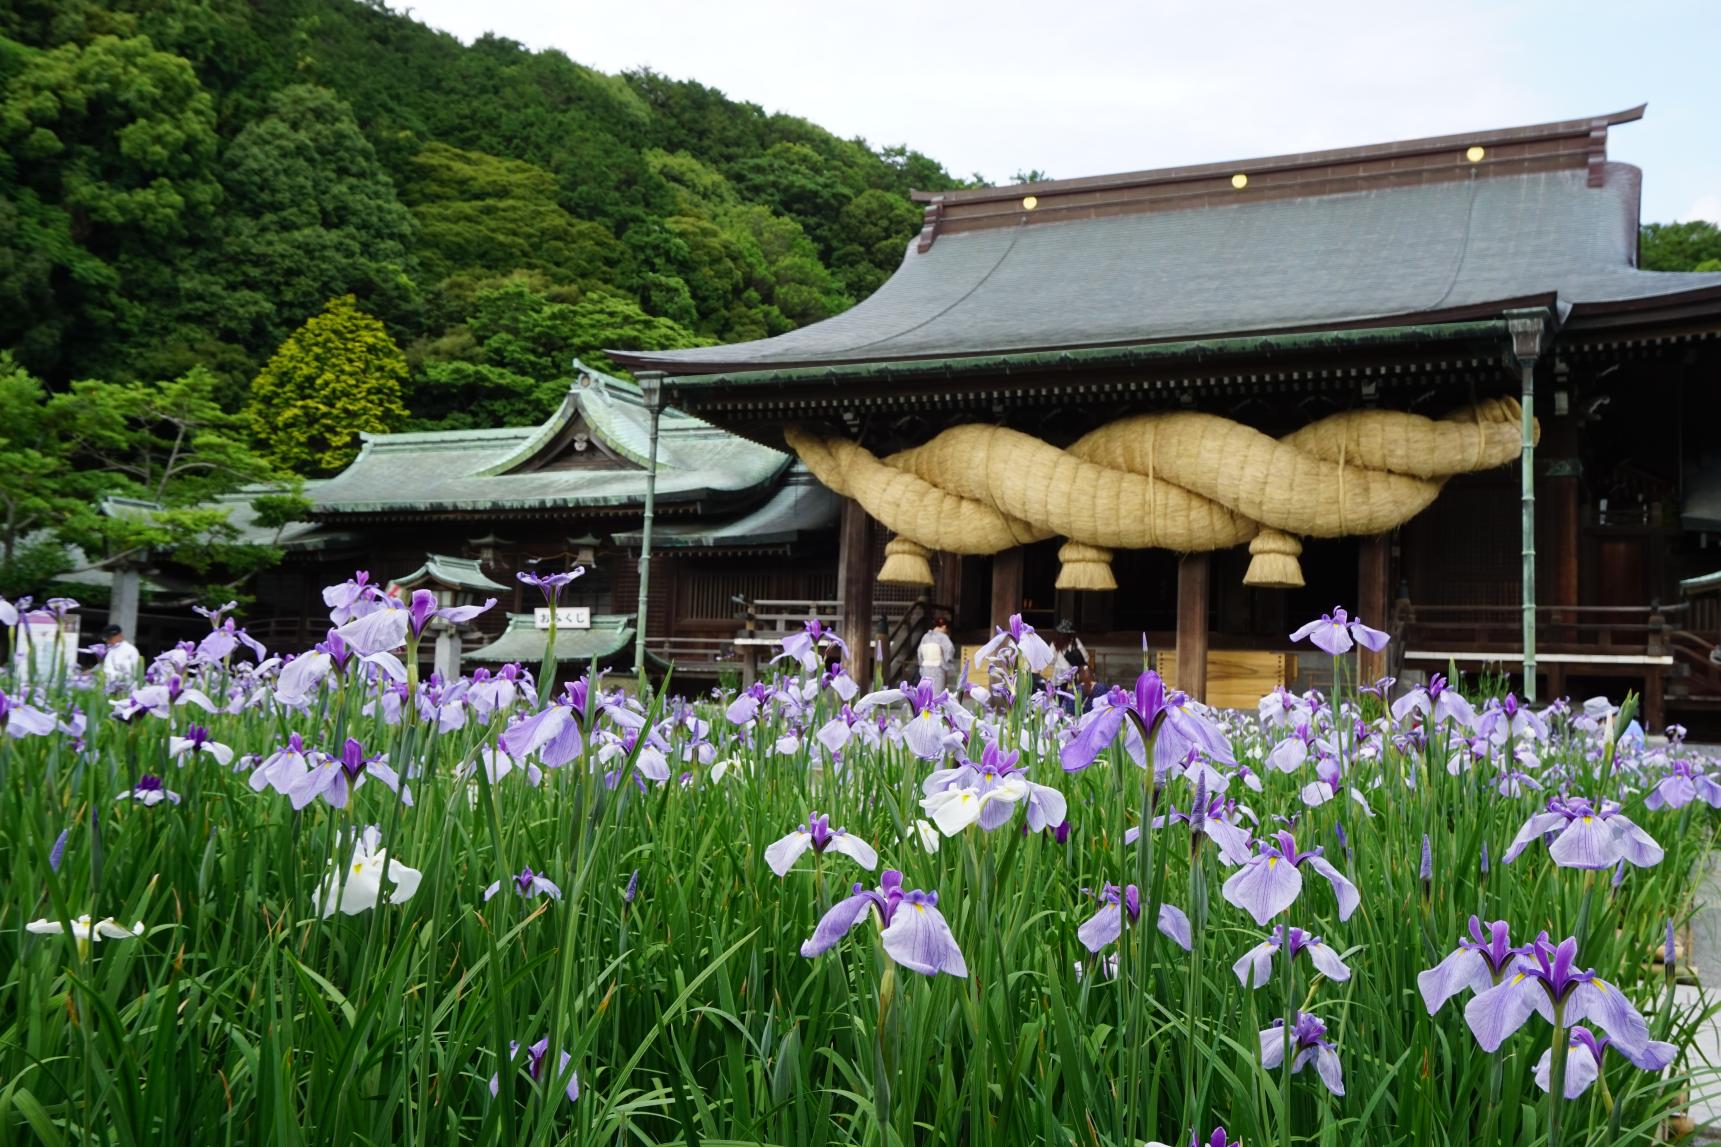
0;34;219;377
1641;221;1721;272
248;295;409;474
0;360;302;592
829;187;921;298
198;84;420;356
408;279;703;430
405;143;624;293
565;291;704;379
0;352;78;566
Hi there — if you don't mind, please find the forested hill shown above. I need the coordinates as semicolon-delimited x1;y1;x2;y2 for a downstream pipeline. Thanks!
0;0;971;457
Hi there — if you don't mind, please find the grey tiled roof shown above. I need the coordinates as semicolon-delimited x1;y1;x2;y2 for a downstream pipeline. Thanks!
307;366;787;515
620;164;1721;371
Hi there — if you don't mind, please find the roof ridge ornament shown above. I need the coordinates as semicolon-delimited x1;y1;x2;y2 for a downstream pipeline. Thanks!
916;195;946;253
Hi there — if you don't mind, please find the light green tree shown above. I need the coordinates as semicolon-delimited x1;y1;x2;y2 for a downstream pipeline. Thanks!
248;295;410;474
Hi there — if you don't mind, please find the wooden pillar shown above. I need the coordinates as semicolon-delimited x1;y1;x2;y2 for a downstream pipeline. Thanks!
1176;553;1210;703
933;552;962;620
1358;534;1391;685
837;499;875;682
990;548;1024;629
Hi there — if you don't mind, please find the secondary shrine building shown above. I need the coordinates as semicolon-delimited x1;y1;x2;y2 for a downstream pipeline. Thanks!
614;107;1721;727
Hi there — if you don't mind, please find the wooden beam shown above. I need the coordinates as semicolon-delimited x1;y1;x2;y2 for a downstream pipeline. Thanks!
990;549;1024;629
1358;534;1391;685
838;499;876;683
1176;554;1210;702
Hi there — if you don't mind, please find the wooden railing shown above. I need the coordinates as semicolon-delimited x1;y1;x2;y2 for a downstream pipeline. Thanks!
1399;603;1679;657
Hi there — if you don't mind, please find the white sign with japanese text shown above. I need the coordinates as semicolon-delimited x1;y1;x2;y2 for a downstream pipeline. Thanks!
533;607;591;630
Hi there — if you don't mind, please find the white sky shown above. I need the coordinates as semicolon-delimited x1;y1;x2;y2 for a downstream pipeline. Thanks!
403;0;1721;224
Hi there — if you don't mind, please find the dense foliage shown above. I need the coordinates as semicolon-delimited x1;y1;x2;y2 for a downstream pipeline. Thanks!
0;0;967;440
1641;221;1721;274
1;592;1715;1145
0;0;971;589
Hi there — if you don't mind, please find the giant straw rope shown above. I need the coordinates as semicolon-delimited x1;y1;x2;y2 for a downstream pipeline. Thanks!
785;398;1535;589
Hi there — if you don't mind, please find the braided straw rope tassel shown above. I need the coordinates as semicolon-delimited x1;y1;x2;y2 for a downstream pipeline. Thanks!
785;400;1533;589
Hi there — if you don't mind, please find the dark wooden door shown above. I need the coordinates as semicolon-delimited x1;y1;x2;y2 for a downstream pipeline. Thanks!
1595;539;1646;607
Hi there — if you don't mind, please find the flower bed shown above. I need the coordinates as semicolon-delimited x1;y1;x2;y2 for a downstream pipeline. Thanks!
1;585;1715;1145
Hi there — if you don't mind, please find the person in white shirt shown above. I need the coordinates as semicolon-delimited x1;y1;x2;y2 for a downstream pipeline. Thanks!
917;615;956;694
101;624;142;685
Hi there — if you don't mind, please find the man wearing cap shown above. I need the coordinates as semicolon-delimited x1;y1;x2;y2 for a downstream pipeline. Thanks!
100;624;142;685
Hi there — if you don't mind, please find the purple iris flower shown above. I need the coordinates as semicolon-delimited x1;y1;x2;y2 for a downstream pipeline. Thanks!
516;568;584;603
1390;672;1477;731
855;680;970;760
1534;1026;1677;1098
119;773;181;806
1419;917;1524;1013
1477;693;1548;743
1501;795;1663;870
285;737;407;809
1266;722;1324;774
483;865;562;902
48;828;68;873
800;869;967;977
1221;829;1359;926
1187;1130;1240;1147
1233;925;1352;987
764;813;879;875
196;617;267;666
488;1037;579;1103
622;870;639;903
500;675;641;770
1289;605;1389;657
1299;757;1373;816
725;681;773;727
332;589;495;656
1075;883;1193;953
192;599;238;627
1060;671;1234;774
323;572;382;625
1259;1012;1345;1095
1463;933;1653;1059
168;724;235;767
251;732;315;795
921;739;1067;834
1142;793;1256;866
974;613;1055;673
777;617;847;673
0;688;56;738
1644;759;1721;810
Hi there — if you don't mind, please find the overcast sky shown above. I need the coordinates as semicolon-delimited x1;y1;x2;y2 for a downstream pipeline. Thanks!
402;0;1720;225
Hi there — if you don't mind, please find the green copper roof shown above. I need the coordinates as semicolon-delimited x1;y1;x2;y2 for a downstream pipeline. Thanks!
389;554;510;594
612;465;839;549
309;362;787;516
465;612;637;664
